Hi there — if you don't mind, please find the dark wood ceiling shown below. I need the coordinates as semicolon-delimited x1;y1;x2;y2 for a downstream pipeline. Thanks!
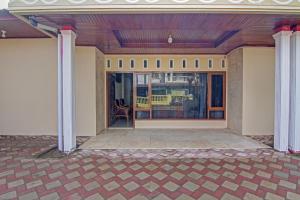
3;11;300;54
0;10;48;39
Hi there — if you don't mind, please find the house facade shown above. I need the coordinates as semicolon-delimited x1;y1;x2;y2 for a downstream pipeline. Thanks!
0;0;299;152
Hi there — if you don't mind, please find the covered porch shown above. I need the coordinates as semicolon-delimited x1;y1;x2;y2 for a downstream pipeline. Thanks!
80;129;269;149
1;0;300;154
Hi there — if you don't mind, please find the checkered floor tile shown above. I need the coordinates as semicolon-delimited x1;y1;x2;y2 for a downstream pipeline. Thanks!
1;136;300;200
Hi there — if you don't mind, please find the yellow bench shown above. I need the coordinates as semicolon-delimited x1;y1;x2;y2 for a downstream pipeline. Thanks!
136;96;150;108
152;95;172;105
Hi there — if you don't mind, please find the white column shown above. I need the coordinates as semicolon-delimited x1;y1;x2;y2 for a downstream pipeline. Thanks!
289;26;300;153
59;27;77;153
57;33;63;151
273;27;292;152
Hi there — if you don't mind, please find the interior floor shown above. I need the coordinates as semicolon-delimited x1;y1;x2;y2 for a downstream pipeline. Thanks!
80;129;269;149
109;118;133;128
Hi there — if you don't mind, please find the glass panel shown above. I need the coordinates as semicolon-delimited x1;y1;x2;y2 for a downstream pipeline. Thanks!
108;73;133;128
211;74;224;107
151;72;207;119
209;111;224;119
136;111;150;119
135;74;151;119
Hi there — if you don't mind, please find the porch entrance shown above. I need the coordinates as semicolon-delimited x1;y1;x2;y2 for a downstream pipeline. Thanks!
80;129;269;149
107;73;134;128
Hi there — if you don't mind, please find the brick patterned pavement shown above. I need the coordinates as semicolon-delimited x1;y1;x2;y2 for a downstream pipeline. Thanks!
1;136;300;200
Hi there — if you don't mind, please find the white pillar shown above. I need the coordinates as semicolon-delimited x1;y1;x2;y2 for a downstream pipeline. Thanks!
289;26;300;153
58;27;77;153
57;33;63;151
273;27;292;152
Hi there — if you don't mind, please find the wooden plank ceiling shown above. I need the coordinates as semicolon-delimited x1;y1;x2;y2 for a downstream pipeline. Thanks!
5;12;300;54
0;10;48;39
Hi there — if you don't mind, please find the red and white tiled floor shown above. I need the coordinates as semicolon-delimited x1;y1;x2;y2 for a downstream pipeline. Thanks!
1;136;300;200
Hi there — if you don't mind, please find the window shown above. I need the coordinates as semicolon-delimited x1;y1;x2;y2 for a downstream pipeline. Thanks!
156;59;161;69
134;72;226;120
221;59;226;68
195;59;200;68
169;59;174;69
143;59;148;69
182;59;187;69
135;74;151;120
130;59;135;69
208;73;226;119
208;59;213;68
118;59;123;69
106;59;111;68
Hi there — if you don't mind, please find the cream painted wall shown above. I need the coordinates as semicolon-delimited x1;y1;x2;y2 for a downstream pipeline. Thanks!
227;47;275;135
0;39;57;135
243;47;275;135
135;120;227;129
105;55;227;72
0;39;274;135
96;49;106;134
0;39;97;136
227;48;243;134
75;47;97;136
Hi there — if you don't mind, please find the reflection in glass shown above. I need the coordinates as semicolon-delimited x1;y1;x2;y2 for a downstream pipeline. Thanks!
211;74;223;107
151;72;207;119
136;74;151;119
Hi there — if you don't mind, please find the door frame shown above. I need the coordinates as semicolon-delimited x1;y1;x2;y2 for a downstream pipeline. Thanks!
106;72;135;128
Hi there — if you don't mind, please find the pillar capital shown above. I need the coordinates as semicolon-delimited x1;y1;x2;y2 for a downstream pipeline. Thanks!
273;28;292;41
61;25;76;32
274;24;291;32
60;26;77;39
292;25;300;32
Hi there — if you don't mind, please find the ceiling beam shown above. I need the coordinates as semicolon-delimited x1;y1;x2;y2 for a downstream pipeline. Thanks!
214;30;240;48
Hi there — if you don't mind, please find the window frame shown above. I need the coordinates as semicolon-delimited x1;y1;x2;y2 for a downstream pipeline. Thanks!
130;58;135;69
195;59;200;69
221;59;226;68
208;59;213;69
106;59;111;69
169;59;174;69
182;58;187;69
207;72;226;119
118;59;123;69
156;59;161;69
132;71;226;121
143;59;149;69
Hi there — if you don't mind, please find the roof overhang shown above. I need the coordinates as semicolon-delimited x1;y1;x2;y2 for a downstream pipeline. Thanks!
8;0;300;15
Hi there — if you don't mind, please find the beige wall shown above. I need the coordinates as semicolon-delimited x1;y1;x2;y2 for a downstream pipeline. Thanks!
0;39;274;135
75;47;97;136
227;48;243;134
0;39;57;135
105;55;227;72
227;47;275;135
136;120;227;129
96;49;106;134
0;39;97;136
243;47;275;135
